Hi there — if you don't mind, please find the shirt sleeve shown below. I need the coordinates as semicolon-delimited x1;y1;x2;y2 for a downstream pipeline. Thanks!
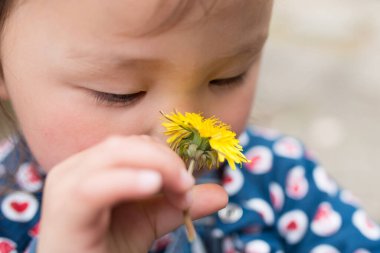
0;137;43;253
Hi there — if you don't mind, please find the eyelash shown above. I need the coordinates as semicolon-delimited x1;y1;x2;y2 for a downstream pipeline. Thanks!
210;72;247;87
92;72;247;106
92;91;146;106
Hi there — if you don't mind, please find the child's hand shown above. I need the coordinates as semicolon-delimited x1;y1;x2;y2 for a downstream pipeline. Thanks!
37;135;228;253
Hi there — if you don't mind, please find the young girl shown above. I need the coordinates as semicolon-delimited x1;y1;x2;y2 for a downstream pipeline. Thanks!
0;1;379;252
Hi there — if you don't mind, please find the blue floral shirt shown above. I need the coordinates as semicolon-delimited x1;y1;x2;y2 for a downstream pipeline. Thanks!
1;127;380;253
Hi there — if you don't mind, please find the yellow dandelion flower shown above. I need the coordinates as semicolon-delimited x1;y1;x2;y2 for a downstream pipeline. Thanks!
161;111;248;170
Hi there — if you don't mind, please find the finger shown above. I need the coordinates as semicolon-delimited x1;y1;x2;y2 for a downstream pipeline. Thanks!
39;168;164;249
76;135;195;195
78;169;163;208
145;184;228;238
164;190;193;210
82;167;194;211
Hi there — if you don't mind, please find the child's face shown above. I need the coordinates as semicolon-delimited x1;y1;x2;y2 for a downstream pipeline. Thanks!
0;0;272;171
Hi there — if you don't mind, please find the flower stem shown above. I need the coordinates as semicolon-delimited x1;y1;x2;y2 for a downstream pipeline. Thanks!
188;159;195;175
184;159;196;241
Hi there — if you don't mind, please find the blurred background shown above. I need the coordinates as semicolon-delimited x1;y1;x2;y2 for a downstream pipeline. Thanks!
1;0;379;220
254;0;380;220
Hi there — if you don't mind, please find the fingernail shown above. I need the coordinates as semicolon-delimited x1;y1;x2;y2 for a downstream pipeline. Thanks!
167;190;193;210
184;190;193;207
180;169;195;188
178;191;193;209
138;170;161;186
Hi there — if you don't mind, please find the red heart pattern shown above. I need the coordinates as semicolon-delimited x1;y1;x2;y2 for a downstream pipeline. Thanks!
245;147;273;174
0;238;16;253
311;202;342;236
278;210;308;244
16;163;43;193
269;182;284;211
1;191;38;222
244;198;274;226
353;210;380;240
10;202;28;213
273;137;303;159
223;167;243;196
286;166;309;200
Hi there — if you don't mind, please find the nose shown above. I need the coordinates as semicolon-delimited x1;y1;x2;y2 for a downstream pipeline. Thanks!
147;92;206;141
163;88;206;114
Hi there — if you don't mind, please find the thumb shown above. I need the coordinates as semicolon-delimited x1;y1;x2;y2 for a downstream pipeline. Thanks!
148;184;228;238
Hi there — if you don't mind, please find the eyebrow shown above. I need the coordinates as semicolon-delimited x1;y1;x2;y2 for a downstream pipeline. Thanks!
64;33;268;74
66;50;168;72
62;49;171;80
220;33;268;60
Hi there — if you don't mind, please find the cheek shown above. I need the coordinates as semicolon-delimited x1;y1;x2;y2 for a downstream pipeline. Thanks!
14;93;143;171
227;91;255;135
19;102;158;172
19;106;109;171
214;68;259;136
209;86;255;138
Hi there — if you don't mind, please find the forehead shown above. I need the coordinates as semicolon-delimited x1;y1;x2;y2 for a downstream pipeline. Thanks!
7;0;272;73
32;0;272;35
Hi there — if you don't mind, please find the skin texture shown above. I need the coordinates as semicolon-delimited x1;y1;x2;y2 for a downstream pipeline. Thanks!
0;0;273;252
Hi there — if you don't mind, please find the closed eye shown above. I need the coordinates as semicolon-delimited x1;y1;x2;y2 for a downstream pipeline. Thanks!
209;72;247;87
92;91;146;107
